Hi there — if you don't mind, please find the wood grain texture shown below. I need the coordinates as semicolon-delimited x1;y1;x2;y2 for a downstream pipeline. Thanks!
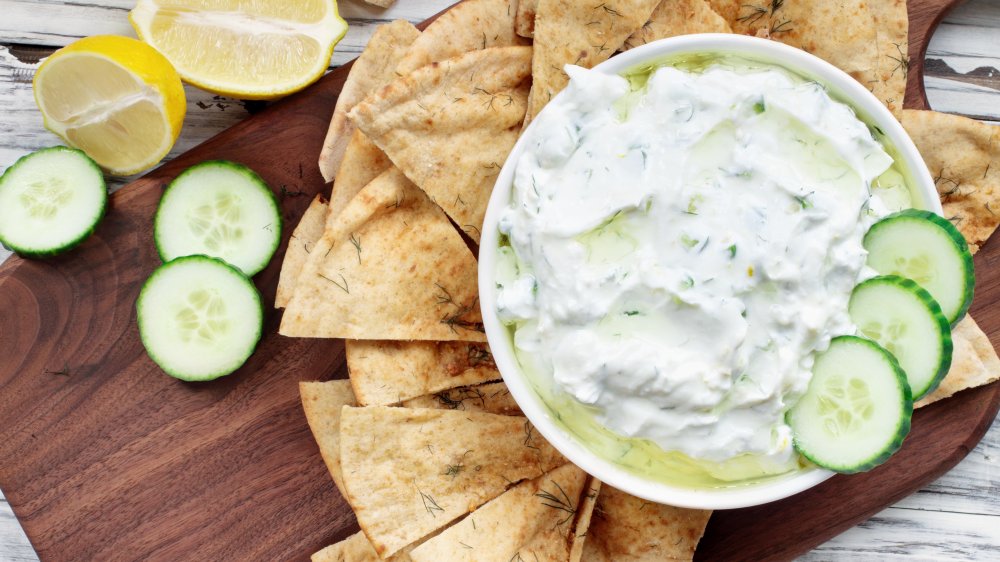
1;0;999;561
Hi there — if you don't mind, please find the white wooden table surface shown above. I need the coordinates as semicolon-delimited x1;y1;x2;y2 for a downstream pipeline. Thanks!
1;0;999;560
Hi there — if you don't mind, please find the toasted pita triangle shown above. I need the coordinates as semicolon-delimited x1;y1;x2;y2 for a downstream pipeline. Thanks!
901;109;1000;253
339;406;566;558
408;463;588;562
570;477;602;562
869;0;909;113
582;485;712;561
402;381;522;415
707;0;905;115
350;46;531;242
299;380;356;498
318;20;420;182
623;0;731;50
275;195;328;308
516;0;538;38
395;0;529;75
526;0;659;123
346;340;501;406
916;316;1000;407
280;167;485;341
328;130;393;227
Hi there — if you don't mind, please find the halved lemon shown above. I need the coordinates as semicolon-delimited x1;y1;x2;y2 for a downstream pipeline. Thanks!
33;35;187;176
130;0;348;100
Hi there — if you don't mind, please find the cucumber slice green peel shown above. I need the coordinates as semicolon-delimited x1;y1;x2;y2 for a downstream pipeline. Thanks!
787;336;913;474
137;255;263;382
154;160;282;277
849;275;953;401
0;146;107;258
863;210;974;327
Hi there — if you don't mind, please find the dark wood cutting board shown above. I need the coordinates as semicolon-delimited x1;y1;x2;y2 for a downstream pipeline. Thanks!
0;0;990;560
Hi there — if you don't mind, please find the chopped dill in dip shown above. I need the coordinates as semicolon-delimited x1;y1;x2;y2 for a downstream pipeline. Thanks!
494;58;913;485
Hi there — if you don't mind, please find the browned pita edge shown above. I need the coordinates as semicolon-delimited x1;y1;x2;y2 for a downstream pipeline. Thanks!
350;46;532;243
707;0;906;116
516;0;538;38
339;406;566;558
365;0;395;6
901;109;1000;253
299;380;356;498
276;195;328;308
327;129;393;229
526;0;660;124
280;167;485;341
403;381;522;415
623;0;732;50
346;340;501;406
569;477;602;562
311;530;415;562
582;484;711;561
916;316;1000;407
319;20;420;182
395;0;529;75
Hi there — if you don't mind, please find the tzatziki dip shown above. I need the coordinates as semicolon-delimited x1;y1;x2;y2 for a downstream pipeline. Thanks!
494;56;914;486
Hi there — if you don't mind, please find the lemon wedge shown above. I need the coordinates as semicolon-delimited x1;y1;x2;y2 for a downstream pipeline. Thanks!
129;0;348;100
33;35;187;176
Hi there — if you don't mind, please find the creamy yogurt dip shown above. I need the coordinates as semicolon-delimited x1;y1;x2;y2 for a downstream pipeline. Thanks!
495;57;913;484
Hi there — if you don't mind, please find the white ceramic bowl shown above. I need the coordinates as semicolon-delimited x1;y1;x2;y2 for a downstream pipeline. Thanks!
478;34;941;510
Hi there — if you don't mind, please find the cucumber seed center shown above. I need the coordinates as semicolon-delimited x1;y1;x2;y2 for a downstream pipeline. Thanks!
187;193;245;253
891;254;935;289
817;375;874;437
176;288;229;344
21;179;73;220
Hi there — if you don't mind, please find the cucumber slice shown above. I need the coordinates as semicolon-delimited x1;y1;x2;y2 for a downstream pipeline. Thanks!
864;210;974;326
849;276;952;401
137;255;263;381
0;146;106;257
787;336;912;474
154;161;281;276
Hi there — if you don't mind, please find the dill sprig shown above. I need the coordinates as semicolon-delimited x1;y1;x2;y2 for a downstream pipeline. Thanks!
349;233;362;264
418;487;444;517
536;480;577;526
444;450;474;479
320;273;349;294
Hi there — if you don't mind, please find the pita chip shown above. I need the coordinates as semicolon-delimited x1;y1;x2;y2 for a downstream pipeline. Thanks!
328;130;393;227
339;406;566;558
402;381;522;415
901;109;1000;253
300;380;357;498
408;463;588;562
318;20;420;182
347;340;501;406
312;531;414;562
582;485;712;561
275;195;328;308
516;0;538;38
623;0;731;50
395;0;529;75
868;0;909;113
280;167;485;341
350;47;532;242
916;316;1000;407
526;0;660;123
707;0;907;115
570;477;602;562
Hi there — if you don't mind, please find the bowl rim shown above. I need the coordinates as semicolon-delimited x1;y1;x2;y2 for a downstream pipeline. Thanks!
478;33;941;510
